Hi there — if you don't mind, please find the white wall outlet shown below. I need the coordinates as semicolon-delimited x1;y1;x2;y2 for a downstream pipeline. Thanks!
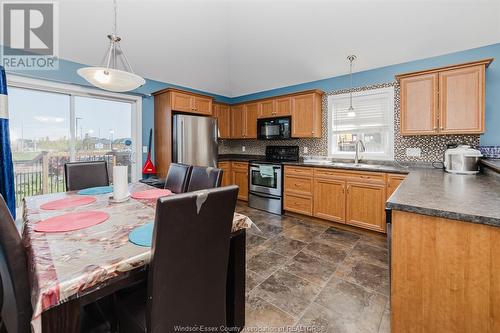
406;147;421;157
242;146;246;152
142;146;148;153
303;146;308;154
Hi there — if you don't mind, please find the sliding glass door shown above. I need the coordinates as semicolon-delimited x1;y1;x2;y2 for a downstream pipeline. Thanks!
8;85;139;208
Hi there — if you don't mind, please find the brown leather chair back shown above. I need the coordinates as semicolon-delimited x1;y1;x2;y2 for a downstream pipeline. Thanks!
64;161;110;191
164;163;192;194
186;166;223;192
147;186;239;332
0;195;32;333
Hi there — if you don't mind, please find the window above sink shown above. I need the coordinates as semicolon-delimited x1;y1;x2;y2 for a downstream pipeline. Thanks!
327;86;395;161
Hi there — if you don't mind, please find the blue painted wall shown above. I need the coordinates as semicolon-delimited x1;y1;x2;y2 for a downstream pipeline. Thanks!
228;43;500;145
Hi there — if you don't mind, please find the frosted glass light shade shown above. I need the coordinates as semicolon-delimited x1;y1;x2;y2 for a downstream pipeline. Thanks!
77;67;145;92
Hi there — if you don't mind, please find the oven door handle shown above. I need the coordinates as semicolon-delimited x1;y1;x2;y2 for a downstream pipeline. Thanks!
250;164;281;169
249;191;281;200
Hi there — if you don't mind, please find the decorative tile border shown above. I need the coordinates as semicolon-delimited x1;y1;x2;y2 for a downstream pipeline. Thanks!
219;82;480;163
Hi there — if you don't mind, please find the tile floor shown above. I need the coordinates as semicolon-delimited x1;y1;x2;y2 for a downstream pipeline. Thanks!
236;203;390;333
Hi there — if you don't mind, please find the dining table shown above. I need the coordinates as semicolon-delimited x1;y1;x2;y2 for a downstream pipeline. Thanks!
22;182;252;333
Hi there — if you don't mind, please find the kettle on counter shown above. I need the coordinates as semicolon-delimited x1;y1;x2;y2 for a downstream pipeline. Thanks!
443;145;483;174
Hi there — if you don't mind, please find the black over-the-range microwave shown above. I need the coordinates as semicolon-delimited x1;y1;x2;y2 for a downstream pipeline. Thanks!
257;116;291;140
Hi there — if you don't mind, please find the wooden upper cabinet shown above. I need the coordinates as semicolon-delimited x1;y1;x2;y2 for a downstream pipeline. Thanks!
214;103;231;139
397;58;492;136
171;91;193;113
439;65;485;134
400;74;438;135
291;92;322;138
170;90;212;115
275;97;291;116
345;181;386;233
230;105;245;139
245;103;258;138
193;96;212;115
258;100;275;118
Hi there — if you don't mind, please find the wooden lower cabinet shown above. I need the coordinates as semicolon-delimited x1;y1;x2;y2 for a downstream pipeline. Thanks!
284;166;403;233
283;193;312;216
391;210;500;332
346;181;386;232
313;178;345;223
231;162;248;201
218;161;231;187
386;173;406;198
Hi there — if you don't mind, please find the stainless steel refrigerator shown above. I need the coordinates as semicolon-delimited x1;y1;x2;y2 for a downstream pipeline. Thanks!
172;114;218;167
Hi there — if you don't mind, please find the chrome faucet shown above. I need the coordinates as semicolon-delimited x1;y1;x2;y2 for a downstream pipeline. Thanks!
354;139;366;164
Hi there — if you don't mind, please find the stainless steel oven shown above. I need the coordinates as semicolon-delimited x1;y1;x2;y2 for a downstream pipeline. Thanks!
248;146;299;215
249;163;282;197
249;162;282;215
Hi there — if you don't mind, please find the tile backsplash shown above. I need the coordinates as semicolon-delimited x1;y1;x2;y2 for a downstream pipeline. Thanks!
218;82;480;163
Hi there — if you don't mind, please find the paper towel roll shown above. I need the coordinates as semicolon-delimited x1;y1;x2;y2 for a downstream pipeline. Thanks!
113;166;129;200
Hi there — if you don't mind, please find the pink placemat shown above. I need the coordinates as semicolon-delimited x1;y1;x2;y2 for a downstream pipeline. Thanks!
40;196;96;210
34;211;110;233
131;189;172;200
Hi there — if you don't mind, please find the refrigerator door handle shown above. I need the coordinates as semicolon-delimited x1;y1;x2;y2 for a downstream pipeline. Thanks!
180;120;184;162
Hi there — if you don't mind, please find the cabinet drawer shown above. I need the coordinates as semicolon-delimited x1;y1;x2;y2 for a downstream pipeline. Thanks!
285;166;313;177
284;193;313;216
314;168;344;179
231;161;248;170
343;171;386;184
284;176;313;195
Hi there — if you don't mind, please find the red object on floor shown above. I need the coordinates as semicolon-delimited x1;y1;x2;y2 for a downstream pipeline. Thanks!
35;211;109;232
40;196;97;210
131;189;172;200
142;128;157;175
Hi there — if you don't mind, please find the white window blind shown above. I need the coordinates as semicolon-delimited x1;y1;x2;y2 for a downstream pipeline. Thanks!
328;86;395;160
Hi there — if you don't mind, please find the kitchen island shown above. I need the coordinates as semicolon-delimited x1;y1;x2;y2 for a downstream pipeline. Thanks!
386;162;500;333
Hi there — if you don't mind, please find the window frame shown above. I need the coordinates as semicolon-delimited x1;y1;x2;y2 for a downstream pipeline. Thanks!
6;74;143;181
327;86;395;161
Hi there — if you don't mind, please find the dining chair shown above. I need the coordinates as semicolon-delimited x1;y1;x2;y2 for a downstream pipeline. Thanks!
163;163;193;194
115;185;239;333
64;161;110;191
186;166;223;192
0;195;32;333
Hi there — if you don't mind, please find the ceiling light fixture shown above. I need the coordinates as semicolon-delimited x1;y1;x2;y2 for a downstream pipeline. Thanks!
77;0;145;92
346;55;357;117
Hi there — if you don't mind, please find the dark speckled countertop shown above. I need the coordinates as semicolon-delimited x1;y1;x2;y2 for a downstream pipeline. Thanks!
386;168;500;227
219;154;500;227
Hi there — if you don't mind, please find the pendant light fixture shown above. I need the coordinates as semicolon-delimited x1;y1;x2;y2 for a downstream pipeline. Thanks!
77;0;145;92
346;55;357;117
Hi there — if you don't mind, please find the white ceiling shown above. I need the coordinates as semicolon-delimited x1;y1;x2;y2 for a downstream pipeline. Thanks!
59;0;500;97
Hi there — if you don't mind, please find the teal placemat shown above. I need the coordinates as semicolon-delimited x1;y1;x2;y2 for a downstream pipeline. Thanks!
129;223;154;247
77;186;113;195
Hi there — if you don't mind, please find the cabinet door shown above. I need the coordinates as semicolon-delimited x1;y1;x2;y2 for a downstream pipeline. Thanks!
231;105;245;139
313;178;346;223
171;91;193;112
258;100;275;118
193;96;212;115
275;97;291;116
232;168;248;201
291;93;317;137
346;181;386;232
386;174;406;199
218;161;232;186
245;103;258;138
215;104;231;139
439;65;485;134
400;74;438;135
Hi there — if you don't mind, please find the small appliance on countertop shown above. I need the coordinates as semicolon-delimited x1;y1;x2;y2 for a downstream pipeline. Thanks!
444;145;483;174
248;146;299;215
